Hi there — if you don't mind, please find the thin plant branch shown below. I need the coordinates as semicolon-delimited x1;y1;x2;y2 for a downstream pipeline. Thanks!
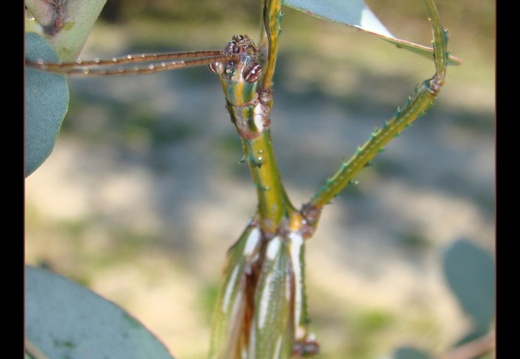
437;331;495;359
25;338;50;359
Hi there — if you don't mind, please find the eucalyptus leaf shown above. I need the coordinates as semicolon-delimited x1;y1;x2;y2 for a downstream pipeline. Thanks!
442;239;495;331
283;0;461;65
25;266;176;359
393;347;432;359
284;0;393;37
25;32;69;177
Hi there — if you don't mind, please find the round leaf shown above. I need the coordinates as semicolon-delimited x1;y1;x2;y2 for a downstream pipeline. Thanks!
25;33;69;177
393;347;432;359
25;266;176;359
442;239;495;331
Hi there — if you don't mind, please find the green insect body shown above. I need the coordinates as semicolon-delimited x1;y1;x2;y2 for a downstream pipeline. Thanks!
207;0;449;356
208;34;318;358
25;0;450;357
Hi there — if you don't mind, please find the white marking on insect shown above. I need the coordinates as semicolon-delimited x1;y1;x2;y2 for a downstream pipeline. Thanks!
258;237;282;328
253;100;269;131
273;336;283;357
266;236;281;260
244;228;261;256
248;326;256;358
289;232;304;337
258;271;274;329
222;265;241;312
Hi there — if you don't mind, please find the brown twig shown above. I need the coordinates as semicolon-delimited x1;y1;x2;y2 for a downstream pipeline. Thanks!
437;331;495;359
25;338;50;359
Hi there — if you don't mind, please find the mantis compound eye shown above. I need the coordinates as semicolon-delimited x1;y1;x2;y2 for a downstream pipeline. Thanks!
244;62;262;83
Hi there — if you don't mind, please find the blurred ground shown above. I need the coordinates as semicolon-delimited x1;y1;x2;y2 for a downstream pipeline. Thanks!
25;1;495;358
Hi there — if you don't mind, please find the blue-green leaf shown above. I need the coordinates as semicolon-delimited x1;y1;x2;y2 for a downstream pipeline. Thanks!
25;266;176;359
393;347;432;359
442;239;495;331
282;0;461;65
284;0;393;37
25;33;69;177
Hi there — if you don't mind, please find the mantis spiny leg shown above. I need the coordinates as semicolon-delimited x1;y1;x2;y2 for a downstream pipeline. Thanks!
306;0;450;215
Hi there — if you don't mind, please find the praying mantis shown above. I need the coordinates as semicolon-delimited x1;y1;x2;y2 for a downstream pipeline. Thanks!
25;0;456;357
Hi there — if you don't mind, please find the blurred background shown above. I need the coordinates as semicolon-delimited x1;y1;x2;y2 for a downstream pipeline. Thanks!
25;0;495;358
